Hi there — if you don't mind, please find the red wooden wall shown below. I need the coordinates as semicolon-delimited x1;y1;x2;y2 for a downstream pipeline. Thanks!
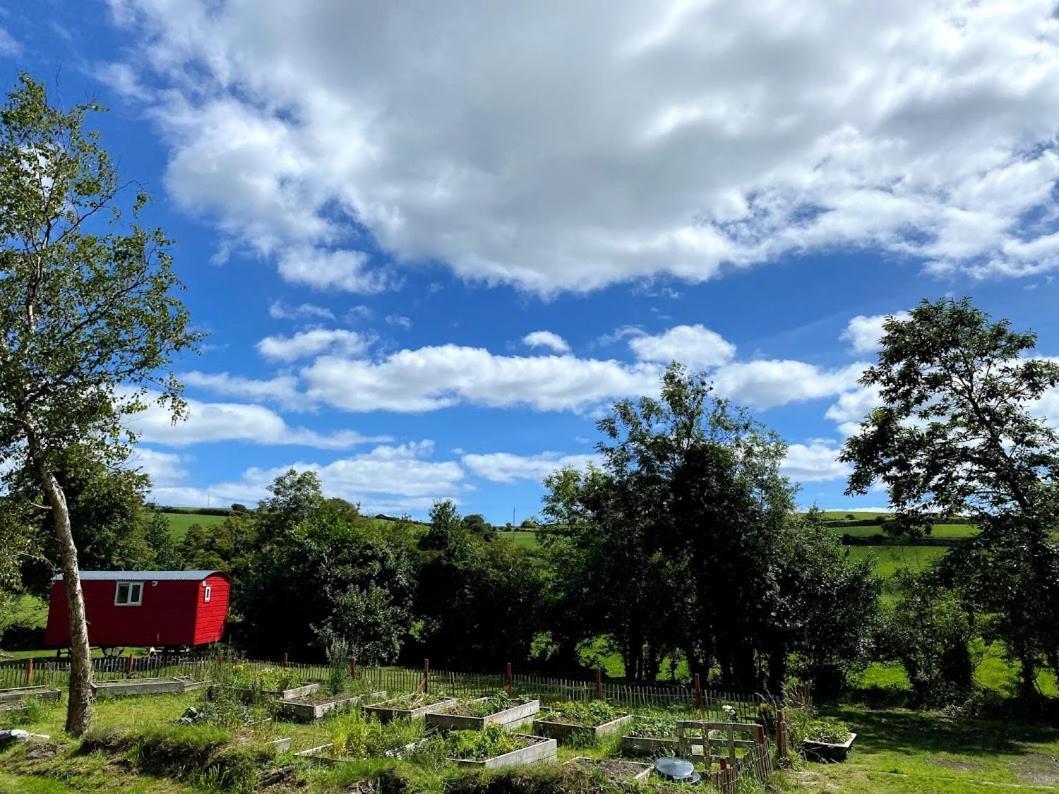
45;573;230;648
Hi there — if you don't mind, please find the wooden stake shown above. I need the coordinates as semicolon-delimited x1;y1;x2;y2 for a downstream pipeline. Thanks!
282;652;288;668
24;658;33;687
505;662;513;696
423;658;430;695
595;667;603;700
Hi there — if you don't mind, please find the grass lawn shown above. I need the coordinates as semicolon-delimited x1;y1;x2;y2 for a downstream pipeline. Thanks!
846;545;948;582
776;705;1059;792
495;529;541;549
160;511;228;543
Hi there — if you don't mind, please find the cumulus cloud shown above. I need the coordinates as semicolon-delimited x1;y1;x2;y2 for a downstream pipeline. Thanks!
461;451;599;483
781;441;851;482
257;328;370;362
842;312;911;354
277;248;388;294
826;386;882;436
301;346;661;413
629;324;735;368
269;300;335;321
127;447;189;487
147;441;466;514
181;370;302;408
522;331;571;354
711;360;866;410
127;392;389;449
109;1;1059;292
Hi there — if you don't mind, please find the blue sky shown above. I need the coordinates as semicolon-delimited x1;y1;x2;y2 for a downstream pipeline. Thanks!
4;2;1059;522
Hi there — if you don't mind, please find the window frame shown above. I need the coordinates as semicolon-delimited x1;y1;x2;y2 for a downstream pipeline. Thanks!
114;581;144;607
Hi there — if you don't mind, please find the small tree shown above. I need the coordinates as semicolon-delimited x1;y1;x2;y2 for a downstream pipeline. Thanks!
0;75;197;734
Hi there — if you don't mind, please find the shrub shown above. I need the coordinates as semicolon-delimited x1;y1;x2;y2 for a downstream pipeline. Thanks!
786;707;851;746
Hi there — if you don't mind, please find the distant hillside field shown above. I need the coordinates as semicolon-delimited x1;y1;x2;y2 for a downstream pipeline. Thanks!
162;511;228;542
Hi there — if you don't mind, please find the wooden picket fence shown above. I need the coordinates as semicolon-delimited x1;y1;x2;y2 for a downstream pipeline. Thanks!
0;655;762;721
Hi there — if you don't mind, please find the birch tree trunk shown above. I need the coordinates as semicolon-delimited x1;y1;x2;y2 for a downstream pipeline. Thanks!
40;468;94;735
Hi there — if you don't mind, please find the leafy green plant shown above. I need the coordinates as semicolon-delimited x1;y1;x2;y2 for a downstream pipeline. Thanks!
380;691;450;709
329;710;424;758
326;637;351;695
627;712;677;738
539;699;619;726
786;707;851;745
468;691;517;717
445;724;524;761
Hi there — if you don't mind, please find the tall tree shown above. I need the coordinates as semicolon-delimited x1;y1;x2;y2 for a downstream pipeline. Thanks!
843;298;1059;529
0;75;197;734
842;298;1059;696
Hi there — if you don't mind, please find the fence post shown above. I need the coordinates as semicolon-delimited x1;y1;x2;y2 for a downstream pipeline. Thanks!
693;673;702;708
24;658;33;687
282;652;288;668
775;709;789;762
126;654;134;678
350;657;357;680
595;668;603;700
423;658;430;695
505;662;513;696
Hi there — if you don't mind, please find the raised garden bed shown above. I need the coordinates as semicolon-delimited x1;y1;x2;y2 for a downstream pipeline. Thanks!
450;732;557;769
276;690;386;722
566;756;653;782
803;732;857;763
363;693;457;723
0;686;62;705
210;682;319;704
620;714;680;756
425;695;540;732
91;678;203;698
532;702;632;744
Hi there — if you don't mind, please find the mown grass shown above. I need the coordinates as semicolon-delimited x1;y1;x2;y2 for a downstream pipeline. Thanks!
774;704;1059;793
161;512;228;543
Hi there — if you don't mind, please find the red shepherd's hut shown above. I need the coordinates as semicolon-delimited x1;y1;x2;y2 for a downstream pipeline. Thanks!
44;570;230;650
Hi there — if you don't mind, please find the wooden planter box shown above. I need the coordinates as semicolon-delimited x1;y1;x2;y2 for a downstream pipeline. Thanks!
452;734;557;769
91;678;202;697
277;690;384;722
363;696;457;723
269;737;292;753
0;686;62;705
803;732;857;763
620;733;680;756
426;698;540;732
566;756;653;782
211;682;319;704
532;713;633;743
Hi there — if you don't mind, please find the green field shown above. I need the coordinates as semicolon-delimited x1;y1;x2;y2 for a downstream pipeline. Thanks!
495;529;541;548
161;511;228;542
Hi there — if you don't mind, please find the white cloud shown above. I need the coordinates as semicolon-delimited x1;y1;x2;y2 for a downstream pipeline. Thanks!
522;331;571;354
269;300;335;321
127;392;389;449
301;346;661;413
0;27;20;57
277;247;388;294
110;1;1059;292
842;312;911;354
781;441;851;482
630;324;735;368
148;441;465;514
128;447;189;487
94;61;153;101
711;360;866;410
462;451;599;483
385;314;412;329
257;329;370;362
181;370;302;408
825;386;882;436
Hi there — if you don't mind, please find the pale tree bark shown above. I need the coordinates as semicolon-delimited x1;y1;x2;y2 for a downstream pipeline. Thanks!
39;468;93;735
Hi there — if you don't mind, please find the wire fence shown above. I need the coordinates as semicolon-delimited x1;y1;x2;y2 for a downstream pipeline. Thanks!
0;656;763;721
